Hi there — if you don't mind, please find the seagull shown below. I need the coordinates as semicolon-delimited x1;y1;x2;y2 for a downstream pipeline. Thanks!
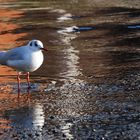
0;39;47;96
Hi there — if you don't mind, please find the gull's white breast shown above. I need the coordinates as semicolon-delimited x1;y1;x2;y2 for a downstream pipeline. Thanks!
27;50;44;72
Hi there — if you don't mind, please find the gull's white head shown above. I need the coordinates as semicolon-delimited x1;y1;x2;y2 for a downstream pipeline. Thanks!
28;40;47;52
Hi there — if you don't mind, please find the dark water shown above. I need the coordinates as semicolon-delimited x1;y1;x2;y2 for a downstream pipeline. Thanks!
0;0;140;139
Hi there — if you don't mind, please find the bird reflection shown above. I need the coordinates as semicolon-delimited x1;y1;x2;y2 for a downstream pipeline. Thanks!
5;102;45;131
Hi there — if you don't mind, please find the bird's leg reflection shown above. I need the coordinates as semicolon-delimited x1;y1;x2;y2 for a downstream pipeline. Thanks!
17;72;21;98
16;93;31;106
26;93;31;104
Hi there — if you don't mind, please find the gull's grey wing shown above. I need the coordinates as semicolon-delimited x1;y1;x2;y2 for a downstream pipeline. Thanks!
0;51;6;65
5;46;28;60
0;46;28;65
5;51;24;60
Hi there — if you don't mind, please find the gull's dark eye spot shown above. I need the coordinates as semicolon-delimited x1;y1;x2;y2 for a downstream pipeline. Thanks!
30;42;33;46
35;41;38;47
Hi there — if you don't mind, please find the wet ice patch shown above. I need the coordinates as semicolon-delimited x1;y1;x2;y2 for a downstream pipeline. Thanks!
57;26;78;34
57;13;73;22
44;81;57;92
13;83;40;93
0;82;43;94
44;80;123;95
70;112;140;140
57;26;96;34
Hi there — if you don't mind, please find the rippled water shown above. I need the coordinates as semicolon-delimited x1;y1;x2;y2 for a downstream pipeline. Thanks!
0;0;140;139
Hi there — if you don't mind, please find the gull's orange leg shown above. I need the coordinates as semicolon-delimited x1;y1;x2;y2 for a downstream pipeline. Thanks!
17;72;21;98
26;72;30;88
26;72;30;96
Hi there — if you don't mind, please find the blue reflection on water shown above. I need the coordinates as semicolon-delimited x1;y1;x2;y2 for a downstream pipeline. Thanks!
127;25;140;29
74;26;96;32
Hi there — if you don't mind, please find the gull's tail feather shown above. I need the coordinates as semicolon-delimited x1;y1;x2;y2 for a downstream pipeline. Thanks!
0;51;6;65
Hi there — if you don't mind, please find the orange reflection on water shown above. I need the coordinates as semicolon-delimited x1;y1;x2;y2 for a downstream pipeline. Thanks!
0;118;11;129
0;9;27;76
0;9;26;49
0;9;23;18
0;5;29;131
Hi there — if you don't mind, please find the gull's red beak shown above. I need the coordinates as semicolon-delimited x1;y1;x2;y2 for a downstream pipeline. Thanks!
41;48;48;51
